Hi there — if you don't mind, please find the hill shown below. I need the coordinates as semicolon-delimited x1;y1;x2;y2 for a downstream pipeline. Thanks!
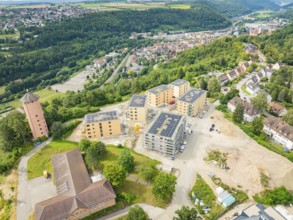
0;6;231;102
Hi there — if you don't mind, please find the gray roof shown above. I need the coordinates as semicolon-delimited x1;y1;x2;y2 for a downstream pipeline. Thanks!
129;94;147;108
147;112;184;138
147;84;169;94
84;111;118;124
178;89;206;104
264;116;293;142
20;92;40;103
169;79;189;87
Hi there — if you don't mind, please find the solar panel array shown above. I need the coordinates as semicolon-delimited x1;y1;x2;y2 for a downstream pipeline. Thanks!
129;95;147;107
84;111;117;124
148;85;169;94
148;112;182;138
179;88;206;104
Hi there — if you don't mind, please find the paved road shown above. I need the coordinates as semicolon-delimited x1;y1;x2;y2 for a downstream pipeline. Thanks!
16;138;52;220
236;75;253;101
101;53;131;88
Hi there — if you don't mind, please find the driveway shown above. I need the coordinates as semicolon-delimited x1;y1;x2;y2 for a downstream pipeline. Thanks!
235;75;253;101
16;138;52;220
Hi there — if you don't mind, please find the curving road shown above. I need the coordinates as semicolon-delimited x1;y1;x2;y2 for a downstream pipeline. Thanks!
16;138;51;220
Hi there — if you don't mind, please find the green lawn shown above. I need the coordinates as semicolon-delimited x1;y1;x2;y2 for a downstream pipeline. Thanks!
27;140;79;179
252;10;274;19
0;32;20;39
168;4;191;9
241;85;251;95
117;179;168;208
0;88;64;115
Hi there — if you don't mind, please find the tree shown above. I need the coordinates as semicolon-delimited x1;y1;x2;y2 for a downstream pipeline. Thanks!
85;141;107;168
119;149;134;172
198;78;207;90
103;165;126;187
139;165;158;183
252;117;263;135
283;109;293;126
152;172;176;200
207;77;221;96
50;121;63;139
79;138;91;152
251;93;268;113
127;205;148;220
233;103;244;123
173;206;198;220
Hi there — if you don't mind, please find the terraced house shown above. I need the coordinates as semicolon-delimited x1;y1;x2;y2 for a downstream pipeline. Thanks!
83;111;121;139
176;88;207;117
144;112;186;157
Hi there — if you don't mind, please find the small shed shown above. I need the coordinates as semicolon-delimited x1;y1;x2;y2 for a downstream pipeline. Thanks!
217;191;231;203
222;195;236;208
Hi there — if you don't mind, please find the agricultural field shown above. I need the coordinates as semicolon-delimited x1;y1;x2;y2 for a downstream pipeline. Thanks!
252;10;275;19
7;4;53;9
0;32;20;39
76;2;167;10
168;4;191;9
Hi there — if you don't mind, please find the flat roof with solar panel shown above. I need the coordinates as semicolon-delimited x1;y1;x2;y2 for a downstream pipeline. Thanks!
146;112;184;138
129;94;147;108
147;84;169;94
179;88;206;104
84;111;118;124
169;79;189;87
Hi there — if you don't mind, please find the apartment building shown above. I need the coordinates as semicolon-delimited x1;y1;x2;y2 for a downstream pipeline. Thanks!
146;84;172;107
263;116;293;150
83;111;121;139
169;79;190;98
128;94;147;122
177;88;207;117
144;112;186;157
228;97;261;122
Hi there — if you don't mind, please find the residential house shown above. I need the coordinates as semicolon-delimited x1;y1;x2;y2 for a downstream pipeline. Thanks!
128;94;147;123
93;58;107;69
83;111;122;139
35;149;116;220
144;112;186;157
177;88;207;117
263;116;293;150
244;43;258;54
218;73;229;86
246;82;260;95
227;70;238;81
146;84;173;107
269;102;287;117
228;97;261;122
169;79;190;98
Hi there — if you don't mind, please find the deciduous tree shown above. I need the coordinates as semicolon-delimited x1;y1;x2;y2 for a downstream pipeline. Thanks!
152;172;176;200
127;205;148;220
119;149;134;172
173;206;199;220
233;103;244;123
251;93;268;113
103;165;126;187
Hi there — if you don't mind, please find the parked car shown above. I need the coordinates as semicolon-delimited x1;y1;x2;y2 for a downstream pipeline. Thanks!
179;144;186;153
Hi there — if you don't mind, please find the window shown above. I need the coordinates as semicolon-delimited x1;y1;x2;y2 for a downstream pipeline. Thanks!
40;128;42;131
35;115;38;117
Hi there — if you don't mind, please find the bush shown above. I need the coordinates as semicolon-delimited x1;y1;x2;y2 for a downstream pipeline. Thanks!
127;205;148;220
191;178;215;206
253;187;293;205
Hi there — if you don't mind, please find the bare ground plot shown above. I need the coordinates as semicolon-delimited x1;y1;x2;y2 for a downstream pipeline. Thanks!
195;111;293;198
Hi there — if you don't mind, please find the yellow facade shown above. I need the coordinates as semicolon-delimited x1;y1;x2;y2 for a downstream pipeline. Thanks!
84;119;121;139
177;89;207;117
146;85;172;107
129;106;147;122
169;80;190;98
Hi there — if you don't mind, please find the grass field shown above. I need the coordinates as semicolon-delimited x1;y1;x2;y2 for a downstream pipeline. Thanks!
0;88;64;115
77;2;167;10
8;4;52;9
27;140;79;179
0;86;5;94
0;32;20;40
117;179;168;208
168;4;191;9
252;10;275;19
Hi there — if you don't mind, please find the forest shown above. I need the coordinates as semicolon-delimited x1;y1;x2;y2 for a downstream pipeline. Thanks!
0;6;231;102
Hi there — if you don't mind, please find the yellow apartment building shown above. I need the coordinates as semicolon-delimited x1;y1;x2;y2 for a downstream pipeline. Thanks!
146;85;172;107
128;94;147;122
83;111;121;139
169;79;190;98
177;88;207;117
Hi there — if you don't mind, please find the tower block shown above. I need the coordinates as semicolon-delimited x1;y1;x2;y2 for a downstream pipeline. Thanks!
20;92;49;139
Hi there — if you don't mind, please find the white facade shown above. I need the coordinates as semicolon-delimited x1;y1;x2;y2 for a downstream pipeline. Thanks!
263;125;293;150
